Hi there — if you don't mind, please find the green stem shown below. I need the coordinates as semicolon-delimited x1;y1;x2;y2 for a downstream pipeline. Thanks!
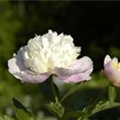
108;84;116;105
50;76;59;103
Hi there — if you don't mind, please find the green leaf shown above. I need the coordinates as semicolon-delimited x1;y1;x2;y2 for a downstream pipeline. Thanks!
0;115;15;120
108;84;116;105
89;101;120;117
79;101;120;119
16;109;34;120
13;97;33;117
62;110;82;120
13;97;28;113
44;102;65;119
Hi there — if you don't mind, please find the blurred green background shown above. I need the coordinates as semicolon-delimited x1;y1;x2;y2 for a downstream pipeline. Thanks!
0;1;120;120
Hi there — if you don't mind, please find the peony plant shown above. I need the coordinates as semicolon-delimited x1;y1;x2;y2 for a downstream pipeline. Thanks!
8;30;120;120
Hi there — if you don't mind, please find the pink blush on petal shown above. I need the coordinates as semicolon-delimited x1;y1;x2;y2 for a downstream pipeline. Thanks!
54;56;93;83
62;73;91;83
14;72;50;83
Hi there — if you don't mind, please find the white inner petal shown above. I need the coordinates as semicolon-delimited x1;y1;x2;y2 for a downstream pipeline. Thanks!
22;30;81;74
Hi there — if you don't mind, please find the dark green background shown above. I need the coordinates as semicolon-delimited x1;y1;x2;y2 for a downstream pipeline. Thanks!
1;1;120;71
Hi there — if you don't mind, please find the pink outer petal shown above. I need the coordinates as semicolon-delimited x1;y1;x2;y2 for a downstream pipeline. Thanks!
8;49;26;73
70;56;93;74
54;56;93;83
104;60;120;87
8;49;50;83
104;55;111;67
14;72;50;83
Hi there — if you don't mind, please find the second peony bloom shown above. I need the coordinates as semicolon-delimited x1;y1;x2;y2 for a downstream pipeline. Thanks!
103;55;120;87
8;30;93;84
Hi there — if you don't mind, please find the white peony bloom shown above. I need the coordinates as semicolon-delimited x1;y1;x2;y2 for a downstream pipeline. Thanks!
22;30;80;74
8;30;93;83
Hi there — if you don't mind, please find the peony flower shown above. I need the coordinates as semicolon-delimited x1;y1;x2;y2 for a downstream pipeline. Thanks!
8;30;93;83
103;55;120;87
